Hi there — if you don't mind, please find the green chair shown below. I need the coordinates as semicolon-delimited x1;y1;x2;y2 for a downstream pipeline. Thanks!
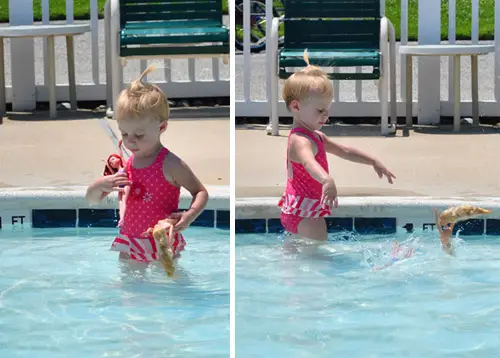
107;0;229;115
268;0;397;135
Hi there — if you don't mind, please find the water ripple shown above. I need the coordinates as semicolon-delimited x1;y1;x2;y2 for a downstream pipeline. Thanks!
237;231;500;357
0;227;229;357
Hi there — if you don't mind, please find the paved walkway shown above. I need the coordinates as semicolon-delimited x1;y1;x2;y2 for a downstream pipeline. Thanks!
236;124;500;198
3;110;499;198
0;110;229;188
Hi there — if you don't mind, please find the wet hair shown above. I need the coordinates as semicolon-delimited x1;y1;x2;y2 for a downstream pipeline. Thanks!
115;64;170;122
282;50;334;109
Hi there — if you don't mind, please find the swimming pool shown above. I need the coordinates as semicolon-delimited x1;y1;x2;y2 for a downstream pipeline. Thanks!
0;226;229;357
236;230;500;357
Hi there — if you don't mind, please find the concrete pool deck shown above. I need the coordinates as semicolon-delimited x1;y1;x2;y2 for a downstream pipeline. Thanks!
0;109;229;188
2;110;499;199
236;123;500;198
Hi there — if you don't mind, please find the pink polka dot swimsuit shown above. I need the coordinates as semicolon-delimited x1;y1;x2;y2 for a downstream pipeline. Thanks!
111;147;186;262
278;127;331;234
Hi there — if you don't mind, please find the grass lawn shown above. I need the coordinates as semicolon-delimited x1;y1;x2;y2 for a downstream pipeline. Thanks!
0;0;494;41
385;0;495;40
0;0;229;22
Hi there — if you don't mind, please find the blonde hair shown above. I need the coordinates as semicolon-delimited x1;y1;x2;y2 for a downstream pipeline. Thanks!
115;64;170;122
282;50;333;108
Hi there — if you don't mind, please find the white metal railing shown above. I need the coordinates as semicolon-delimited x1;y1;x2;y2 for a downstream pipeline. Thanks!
7;0;229;112
235;0;500;123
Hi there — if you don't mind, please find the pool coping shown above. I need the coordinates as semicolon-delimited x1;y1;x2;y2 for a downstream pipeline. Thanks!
236;196;500;236
0;186;229;230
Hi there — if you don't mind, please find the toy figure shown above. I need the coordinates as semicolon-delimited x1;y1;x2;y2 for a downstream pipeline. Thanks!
439;205;492;226
144;218;179;277
102;141;130;227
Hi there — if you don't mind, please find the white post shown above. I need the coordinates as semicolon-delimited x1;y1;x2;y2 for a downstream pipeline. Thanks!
400;0;408;100
9;0;36;111
495;0;500;103
243;0;251;102
448;0;455;104
417;0;441;124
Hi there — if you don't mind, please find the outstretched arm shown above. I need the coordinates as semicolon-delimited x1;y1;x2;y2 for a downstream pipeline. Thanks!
320;133;376;165
319;132;396;184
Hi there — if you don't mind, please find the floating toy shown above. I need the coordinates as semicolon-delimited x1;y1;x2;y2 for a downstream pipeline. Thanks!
439;205;492;226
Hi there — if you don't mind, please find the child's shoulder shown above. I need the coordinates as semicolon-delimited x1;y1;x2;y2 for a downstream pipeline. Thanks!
289;129;324;144
160;149;194;188
160;148;181;173
161;147;178;165
314;130;326;141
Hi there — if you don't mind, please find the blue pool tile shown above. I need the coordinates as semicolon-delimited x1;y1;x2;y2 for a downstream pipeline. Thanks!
32;209;76;228
216;210;230;229
236;219;266;234
354;217;397;234
78;209;118;228
453;219;484;235
192;210;214;227
486;219;500;235
267;219;284;234
326;217;353;233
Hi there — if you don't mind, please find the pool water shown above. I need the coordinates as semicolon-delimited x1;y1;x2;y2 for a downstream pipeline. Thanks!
236;231;500;357
0;227;229;357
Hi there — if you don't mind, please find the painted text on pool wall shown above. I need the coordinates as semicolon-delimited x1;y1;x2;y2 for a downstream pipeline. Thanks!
423;223;436;231
0;215;27;229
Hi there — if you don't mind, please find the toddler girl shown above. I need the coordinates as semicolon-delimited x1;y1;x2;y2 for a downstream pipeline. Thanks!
278;51;396;241
86;65;209;264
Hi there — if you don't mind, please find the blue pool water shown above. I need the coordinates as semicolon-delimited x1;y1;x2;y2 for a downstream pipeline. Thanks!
0;227;229;357
236;230;500;357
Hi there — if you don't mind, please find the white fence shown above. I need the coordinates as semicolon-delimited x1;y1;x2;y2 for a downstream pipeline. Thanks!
7;0;229;112
235;0;500;124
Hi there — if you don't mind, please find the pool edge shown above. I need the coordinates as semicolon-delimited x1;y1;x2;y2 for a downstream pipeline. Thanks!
0;185;229;230
235;196;500;236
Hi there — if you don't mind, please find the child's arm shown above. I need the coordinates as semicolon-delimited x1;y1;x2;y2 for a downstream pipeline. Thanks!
319;132;396;184
290;134;332;185
85;172;130;205
290;134;337;207
163;153;209;231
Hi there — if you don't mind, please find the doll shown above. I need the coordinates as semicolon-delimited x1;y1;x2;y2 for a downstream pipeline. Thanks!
102;142;130;227
144;218;179;277
439;205;492;226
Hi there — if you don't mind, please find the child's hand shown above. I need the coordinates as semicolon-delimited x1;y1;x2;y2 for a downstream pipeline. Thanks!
321;177;338;209
98;172;131;193
168;211;195;232
373;160;396;184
